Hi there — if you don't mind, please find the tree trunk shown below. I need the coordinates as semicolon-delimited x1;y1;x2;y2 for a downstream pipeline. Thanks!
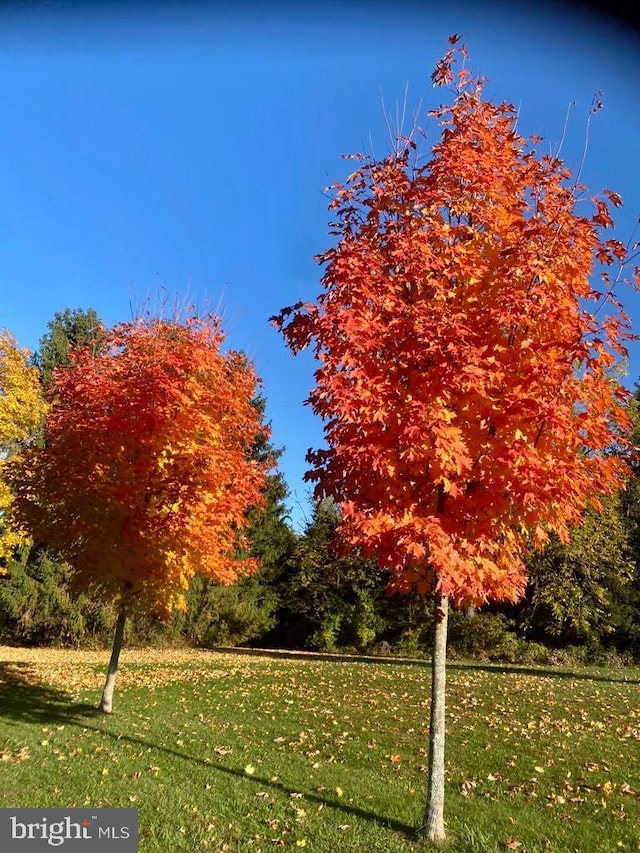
98;608;127;713
421;592;449;842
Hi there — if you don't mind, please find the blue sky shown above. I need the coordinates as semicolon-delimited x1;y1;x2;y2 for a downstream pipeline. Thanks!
0;1;638;530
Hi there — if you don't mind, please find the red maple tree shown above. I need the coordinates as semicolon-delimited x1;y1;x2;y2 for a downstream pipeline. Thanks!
7;313;270;711
273;38;637;841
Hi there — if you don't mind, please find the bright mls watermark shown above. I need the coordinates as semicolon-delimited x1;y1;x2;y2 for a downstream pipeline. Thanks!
0;809;138;851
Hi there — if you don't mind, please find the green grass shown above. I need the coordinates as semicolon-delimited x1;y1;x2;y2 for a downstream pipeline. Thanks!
1;647;639;852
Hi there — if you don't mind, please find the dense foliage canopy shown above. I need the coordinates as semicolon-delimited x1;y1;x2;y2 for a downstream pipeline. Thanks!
5;315;270;617
274;39;636;607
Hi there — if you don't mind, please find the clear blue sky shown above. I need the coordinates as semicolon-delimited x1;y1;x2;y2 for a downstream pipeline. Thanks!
0;1;638;530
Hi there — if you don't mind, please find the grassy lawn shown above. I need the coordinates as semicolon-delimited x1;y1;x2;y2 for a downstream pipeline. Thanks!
0;646;639;853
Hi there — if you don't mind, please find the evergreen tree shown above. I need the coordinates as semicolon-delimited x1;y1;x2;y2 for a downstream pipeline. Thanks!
245;397;297;574
0;545;116;646
34;307;105;390
271;499;389;650
176;396;297;648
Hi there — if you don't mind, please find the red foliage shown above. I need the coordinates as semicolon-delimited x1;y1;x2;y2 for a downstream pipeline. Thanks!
7;315;270;616
273;44;636;607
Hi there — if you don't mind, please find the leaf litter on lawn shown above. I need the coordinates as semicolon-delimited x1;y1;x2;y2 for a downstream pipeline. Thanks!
1;647;639;851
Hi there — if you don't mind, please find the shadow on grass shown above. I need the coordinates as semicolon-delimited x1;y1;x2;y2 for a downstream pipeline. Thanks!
0;665;417;840
192;762;418;840
217;646;640;685
107;730;419;840
447;660;640;684
0;662;100;725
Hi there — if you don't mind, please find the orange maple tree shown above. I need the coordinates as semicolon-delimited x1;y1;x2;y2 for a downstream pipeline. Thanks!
6;313;270;710
273;38;637;841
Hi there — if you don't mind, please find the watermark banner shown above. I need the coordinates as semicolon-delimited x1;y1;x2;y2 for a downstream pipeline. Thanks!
0;809;138;851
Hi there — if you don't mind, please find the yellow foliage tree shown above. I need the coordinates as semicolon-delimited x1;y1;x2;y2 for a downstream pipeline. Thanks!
0;330;48;563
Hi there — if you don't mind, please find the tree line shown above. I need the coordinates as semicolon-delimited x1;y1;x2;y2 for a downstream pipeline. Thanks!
0;307;638;665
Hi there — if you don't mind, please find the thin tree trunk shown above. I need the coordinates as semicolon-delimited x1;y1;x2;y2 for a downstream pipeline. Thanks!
98;608;127;714
421;591;449;842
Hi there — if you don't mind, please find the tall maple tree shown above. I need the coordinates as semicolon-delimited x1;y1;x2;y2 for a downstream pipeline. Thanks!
6;313;270;711
273;38;637;841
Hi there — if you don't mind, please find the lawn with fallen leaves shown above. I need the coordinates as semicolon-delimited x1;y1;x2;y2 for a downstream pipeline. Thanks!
0;646;639;852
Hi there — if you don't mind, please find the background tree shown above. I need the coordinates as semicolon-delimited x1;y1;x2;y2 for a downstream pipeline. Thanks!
244;397;297;576
0;309;115;646
5;313;270;711
273;37;636;842
174;396;296;649
34;307;105;390
0;544;116;646
269;498;388;651
521;496;634;644
0;330;48;562
616;390;640;656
